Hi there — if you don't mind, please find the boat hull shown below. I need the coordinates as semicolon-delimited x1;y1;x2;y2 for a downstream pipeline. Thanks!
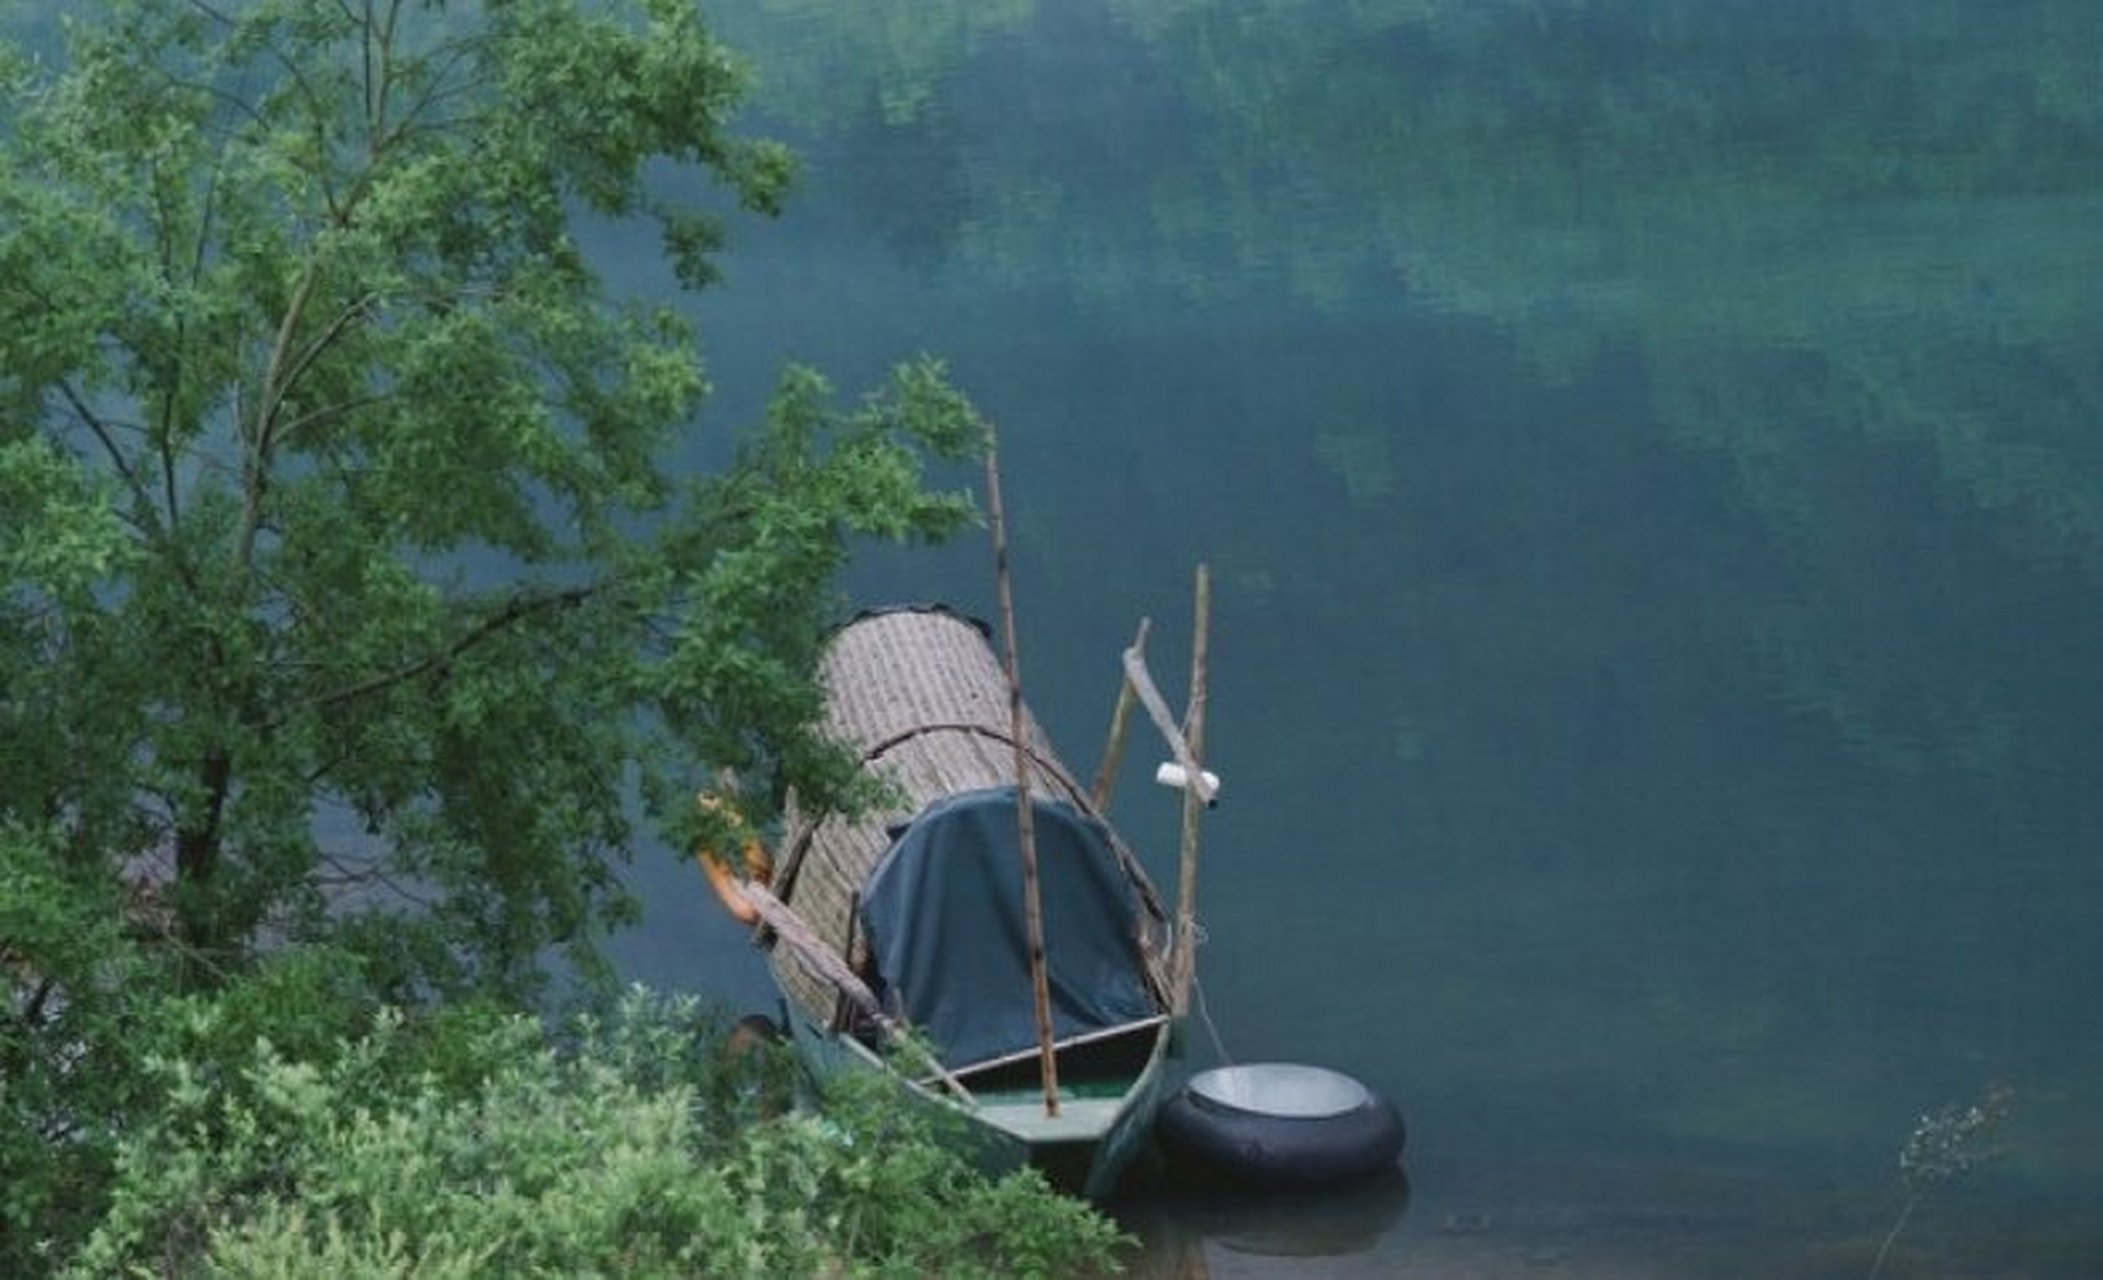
782;1008;1174;1200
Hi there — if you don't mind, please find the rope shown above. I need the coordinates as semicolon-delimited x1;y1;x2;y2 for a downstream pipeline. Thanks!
1183;920;1234;1066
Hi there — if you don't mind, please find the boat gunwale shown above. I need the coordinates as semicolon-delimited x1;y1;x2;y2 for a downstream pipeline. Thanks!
816;1008;1176;1195
927;1012;1174;1087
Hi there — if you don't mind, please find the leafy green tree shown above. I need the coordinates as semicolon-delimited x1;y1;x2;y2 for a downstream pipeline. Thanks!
0;0;979;991
3;0;979;1263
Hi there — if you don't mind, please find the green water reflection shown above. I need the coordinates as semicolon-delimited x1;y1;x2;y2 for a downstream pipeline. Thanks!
644;0;2103;1271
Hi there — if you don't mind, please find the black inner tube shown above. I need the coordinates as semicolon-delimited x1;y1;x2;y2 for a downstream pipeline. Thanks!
1160;1086;1406;1186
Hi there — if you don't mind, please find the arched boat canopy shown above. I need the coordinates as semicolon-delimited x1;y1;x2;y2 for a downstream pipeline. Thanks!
859;786;1157;1071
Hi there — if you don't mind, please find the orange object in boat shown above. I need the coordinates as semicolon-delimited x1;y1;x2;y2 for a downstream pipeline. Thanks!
695;792;772;925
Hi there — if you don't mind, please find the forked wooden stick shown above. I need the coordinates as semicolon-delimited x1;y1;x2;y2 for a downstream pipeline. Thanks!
1090;617;1151;814
1119;647;1218;806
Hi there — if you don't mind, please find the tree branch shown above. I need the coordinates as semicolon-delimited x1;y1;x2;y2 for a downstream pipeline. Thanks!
359;0;378;138
154;69;272;135
317;847;439;911
378;44;490;155
57;380;171;544
234;266;320;581
296;581;605;722
173;749;232;965
274;393;391;449
265;292;381;442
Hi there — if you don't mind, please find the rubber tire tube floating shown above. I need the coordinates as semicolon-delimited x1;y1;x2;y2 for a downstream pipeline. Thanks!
1158;1063;1406;1186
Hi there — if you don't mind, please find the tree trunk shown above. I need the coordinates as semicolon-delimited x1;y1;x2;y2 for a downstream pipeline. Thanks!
173;749;231;984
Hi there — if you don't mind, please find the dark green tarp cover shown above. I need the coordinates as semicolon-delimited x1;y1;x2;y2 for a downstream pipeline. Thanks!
859;786;1155;1070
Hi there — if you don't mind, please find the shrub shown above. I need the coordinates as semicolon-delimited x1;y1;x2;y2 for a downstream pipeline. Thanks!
65;988;1127;1279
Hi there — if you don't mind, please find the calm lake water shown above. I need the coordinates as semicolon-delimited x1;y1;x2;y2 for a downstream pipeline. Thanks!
603;2;2103;1274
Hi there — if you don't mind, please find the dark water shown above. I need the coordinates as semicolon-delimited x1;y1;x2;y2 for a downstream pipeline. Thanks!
603;2;2103;1273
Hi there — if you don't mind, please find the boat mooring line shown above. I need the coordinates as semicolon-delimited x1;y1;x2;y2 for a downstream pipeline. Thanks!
1192;964;1234;1066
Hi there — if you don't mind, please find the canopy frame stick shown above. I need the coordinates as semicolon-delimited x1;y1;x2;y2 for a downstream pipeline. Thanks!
983;429;1060;1117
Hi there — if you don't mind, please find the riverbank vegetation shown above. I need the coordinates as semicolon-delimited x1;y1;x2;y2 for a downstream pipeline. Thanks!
57;980;1122;1278
1;2;1120;1272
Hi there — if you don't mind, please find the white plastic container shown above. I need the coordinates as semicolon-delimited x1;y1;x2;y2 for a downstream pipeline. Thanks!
1154;761;1222;805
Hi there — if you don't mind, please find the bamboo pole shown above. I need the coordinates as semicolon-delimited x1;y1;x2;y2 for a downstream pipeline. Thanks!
983;430;1060;1117
1170;563;1211;1016
1089;617;1151;815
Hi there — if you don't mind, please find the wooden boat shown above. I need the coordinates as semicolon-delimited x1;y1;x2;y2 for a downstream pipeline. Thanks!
728;604;1185;1199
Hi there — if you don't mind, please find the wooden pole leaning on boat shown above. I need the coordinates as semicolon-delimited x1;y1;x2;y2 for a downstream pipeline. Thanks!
983;428;1061;1118
736;880;973;1102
